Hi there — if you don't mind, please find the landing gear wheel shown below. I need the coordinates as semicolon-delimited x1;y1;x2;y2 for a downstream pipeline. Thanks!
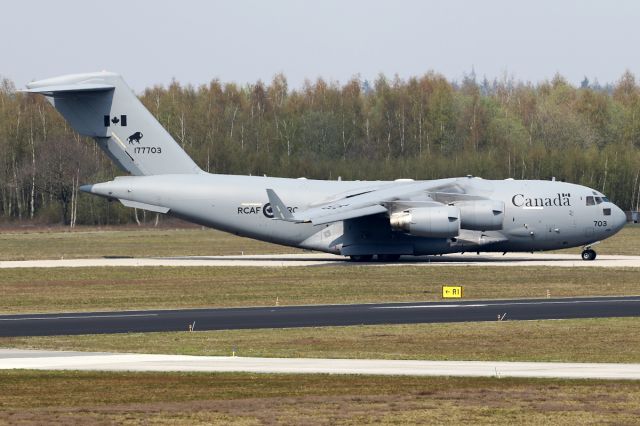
377;254;401;262
581;249;597;261
349;255;374;262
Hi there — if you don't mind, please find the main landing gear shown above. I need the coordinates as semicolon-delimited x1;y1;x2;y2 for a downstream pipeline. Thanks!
377;254;401;262
581;248;597;261
349;254;401;262
349;255;374;262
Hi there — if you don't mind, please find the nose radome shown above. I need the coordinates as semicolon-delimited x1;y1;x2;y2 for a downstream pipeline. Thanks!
612;205;627;232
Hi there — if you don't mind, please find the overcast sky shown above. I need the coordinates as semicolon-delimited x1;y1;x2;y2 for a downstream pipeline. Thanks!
2;0;639;91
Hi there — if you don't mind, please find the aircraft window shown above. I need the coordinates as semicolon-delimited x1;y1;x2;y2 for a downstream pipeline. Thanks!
586;196;595;206
595;197;603;204
603;208;611;216
602;197;610;202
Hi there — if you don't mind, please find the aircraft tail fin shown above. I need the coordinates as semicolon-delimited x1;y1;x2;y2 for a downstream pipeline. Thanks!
25;71;201;176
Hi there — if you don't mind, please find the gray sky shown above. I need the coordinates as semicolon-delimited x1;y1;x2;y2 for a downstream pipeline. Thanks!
3;0;639;91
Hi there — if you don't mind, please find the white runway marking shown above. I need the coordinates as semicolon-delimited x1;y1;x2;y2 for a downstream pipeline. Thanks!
0;313;158;321
373;298;640;309
373;304;489;309
1;349;638;380
1;252;640;268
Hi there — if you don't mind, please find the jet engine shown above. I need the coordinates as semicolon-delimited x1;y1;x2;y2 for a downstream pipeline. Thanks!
455;200;504;231
389;206;460;238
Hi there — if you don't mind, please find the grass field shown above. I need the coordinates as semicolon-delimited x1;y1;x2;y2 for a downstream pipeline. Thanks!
2;264;639;364
0;224;638;260
3;317;640;363
1;225;639;424
1;228;639;366
0;266;639;314
1;370;639;424
0;226;303;261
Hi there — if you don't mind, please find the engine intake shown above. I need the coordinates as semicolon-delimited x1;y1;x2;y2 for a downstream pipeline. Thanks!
390;206;460;238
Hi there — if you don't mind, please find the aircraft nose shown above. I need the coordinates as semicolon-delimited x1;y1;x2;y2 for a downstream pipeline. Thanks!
611;204;627;232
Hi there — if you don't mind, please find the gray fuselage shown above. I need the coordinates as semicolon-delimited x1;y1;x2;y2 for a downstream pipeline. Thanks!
83;174;627;256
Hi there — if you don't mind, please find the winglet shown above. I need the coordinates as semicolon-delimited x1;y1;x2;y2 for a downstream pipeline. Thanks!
266;189;303;222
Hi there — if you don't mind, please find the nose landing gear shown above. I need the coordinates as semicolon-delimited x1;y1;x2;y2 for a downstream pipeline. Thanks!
581;248;597;261
349;254;402;262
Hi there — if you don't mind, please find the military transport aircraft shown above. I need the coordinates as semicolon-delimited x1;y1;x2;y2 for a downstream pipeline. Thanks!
26;72;626;261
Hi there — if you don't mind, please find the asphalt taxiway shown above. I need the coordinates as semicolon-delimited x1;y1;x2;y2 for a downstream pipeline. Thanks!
1;349;639;380
1;252;640;268
1;296;638;337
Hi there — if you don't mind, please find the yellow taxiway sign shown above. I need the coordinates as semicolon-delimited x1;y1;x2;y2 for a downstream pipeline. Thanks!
442;285;463;298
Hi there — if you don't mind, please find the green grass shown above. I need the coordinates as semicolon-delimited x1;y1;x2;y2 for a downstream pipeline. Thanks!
3;318;640;363
0;226;303;261
0;224;638;261
0;266;639;314
3;265;638;364
1;370;639;424
1;226;638;425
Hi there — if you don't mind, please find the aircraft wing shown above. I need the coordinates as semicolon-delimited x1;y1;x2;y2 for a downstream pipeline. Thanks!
267;188;389;224
296;204;389;225
267;180;460;225
267;178;502;225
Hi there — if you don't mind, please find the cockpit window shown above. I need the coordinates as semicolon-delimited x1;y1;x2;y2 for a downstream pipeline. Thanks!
586;196;595;206
602;197;610;202
595;197;603;204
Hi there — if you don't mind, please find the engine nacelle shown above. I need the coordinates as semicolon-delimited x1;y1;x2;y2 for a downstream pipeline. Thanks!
455;200;504;231
390;206;460;238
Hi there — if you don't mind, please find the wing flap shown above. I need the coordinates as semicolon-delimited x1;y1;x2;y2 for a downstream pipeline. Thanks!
307;204;388;225
266;188;389;224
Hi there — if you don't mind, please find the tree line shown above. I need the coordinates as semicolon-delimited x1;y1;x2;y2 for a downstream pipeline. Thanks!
1;70;640;226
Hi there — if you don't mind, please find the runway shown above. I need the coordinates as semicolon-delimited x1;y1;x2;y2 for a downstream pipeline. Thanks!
1;296;639;337
1;349;639;380
1;252;640;268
